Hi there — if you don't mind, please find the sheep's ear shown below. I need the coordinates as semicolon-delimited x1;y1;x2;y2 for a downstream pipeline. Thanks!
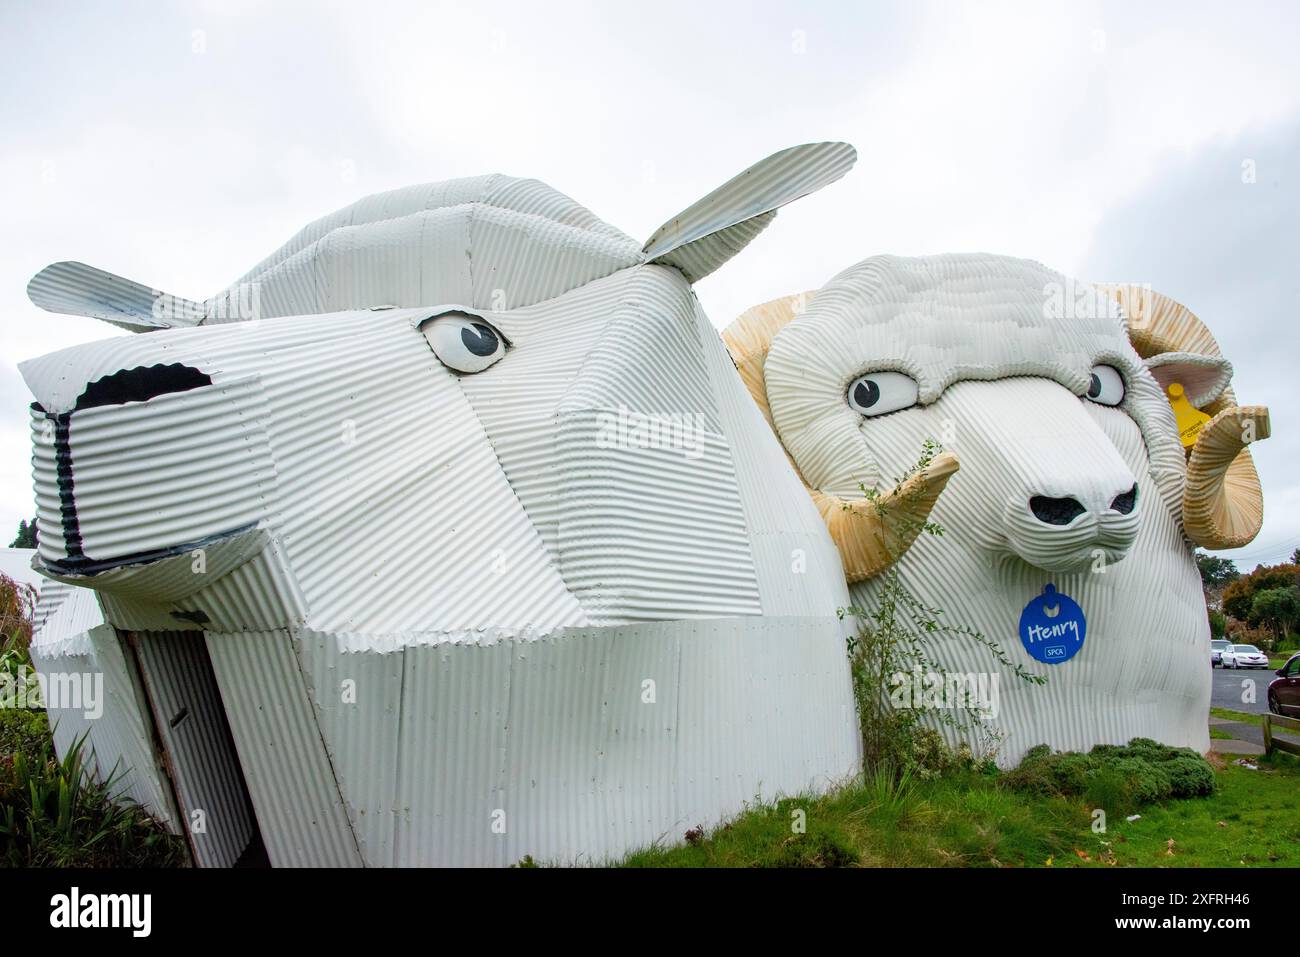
27;261;205;333
642;142;856;283
1144;351;1233;408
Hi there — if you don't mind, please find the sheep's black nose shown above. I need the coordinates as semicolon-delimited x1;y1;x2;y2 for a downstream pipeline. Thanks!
1029;495;1086;526
1110;484;1138;515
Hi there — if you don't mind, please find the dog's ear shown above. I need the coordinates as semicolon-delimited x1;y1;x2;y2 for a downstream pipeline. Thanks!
642;142;856;283
28;261;206;332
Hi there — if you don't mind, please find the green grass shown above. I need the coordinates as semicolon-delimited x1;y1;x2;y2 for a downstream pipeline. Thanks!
614;753;1300;868
1071;752;1300;867
620;766;1090;868
1212;707;1263;727
1209;727;1234;740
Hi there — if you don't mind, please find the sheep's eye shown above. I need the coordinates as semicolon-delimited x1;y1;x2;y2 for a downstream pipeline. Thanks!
421;312;506;374
847;371;919;417
1085;364;1125;406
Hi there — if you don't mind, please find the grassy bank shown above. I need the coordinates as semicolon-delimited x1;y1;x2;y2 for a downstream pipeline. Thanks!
617;752;1300;868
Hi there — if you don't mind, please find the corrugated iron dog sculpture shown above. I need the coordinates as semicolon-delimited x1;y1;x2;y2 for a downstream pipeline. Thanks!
21;144;863;866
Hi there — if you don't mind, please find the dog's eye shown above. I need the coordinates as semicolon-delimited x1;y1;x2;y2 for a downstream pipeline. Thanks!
421;312;506;374
847;372;919;417
1085;364;1125;406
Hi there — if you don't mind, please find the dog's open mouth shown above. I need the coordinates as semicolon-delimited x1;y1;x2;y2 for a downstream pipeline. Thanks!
29;364;277;592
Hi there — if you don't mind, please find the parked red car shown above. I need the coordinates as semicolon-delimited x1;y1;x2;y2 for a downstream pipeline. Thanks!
1268;653;1300;717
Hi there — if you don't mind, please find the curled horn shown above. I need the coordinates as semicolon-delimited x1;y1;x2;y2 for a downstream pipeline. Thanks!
724;293;959;582
1183;406;1269;549
1098;284;1268;548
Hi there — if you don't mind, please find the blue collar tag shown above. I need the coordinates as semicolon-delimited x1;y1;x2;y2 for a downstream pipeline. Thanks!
1019;584;1086;665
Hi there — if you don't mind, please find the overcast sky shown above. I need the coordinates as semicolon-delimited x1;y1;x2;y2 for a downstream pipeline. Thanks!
1;0;1297;568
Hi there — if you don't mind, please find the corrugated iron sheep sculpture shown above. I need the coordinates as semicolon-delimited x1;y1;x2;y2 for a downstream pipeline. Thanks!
725;253;1269;761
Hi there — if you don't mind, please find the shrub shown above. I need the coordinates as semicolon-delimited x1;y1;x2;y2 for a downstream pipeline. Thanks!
1104;756;1172;804
1163;754;1216;797
1083;765;1136;816
1207;609;1227;639
0;707;50;760
1002;749;1051;794
1046;752;1093;795
1005;738;1216;813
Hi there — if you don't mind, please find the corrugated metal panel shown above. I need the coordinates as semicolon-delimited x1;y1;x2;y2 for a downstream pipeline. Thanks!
393;638;512;866
67;376;275;558
456;271;634;565
25;260;209;332
24;178;644;328
205;629;362;866
29;576;73;637
42;528;270;607
539;266;762;624
25;260;159;326
284;617;857;866
210;180;641;322
265;314;584;634
296;629;403;865
695;299;851;616
28;371;276;574
642;142;856;282
97;591;202;635
557;267;723;425
133;631;253;867
29;409;66;563
554;420;762;623
171;538;308;633
465;203;640;310
29;580;103;657
311;616;857;866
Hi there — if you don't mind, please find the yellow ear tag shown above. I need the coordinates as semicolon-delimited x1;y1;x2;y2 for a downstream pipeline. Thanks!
1167;382;1211;449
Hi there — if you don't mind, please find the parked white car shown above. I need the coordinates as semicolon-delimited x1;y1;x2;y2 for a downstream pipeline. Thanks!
1211;638;1230;667
1221;643;1270;669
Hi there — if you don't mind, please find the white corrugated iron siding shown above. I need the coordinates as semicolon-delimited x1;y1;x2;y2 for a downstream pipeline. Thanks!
287;617;857;866
132;631;254;867
205;630;362;867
